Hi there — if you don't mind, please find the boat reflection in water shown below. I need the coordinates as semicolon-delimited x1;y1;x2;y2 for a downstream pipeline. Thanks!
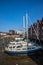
4;38;42;55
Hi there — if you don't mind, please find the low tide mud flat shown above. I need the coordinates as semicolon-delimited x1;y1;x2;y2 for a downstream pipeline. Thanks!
0;50;43;65
0;52;37;65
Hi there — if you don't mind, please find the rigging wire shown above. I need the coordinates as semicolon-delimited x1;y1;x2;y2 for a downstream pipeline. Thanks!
29;16;42;47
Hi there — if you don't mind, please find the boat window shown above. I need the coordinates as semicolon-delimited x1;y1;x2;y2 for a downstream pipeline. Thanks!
32;47;35;49
12;43;15;45
13;46;15;48
16;43;21;45
9;46;12;48
17;45;22;48
27;48;31;49
15;40;19;42
22;48;27;50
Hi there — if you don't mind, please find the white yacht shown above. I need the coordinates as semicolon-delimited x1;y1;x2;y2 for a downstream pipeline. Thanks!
4;13;42;55
4;38;41;55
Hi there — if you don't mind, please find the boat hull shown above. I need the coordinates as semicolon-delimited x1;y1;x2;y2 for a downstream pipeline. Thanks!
4;49;41;55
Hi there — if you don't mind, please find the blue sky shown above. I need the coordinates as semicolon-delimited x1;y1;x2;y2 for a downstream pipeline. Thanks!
0;0;43;32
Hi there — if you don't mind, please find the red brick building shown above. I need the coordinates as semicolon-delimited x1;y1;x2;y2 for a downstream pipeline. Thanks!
37;18;43;40
28;17;43;41
28;27;31;39
9;30;15;35
32;23;38;39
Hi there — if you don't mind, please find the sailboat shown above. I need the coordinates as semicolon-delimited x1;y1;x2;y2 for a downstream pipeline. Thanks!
4;13;42;55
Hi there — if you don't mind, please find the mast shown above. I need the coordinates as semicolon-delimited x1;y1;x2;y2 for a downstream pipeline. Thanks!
23;16;25;38
26;12;28;43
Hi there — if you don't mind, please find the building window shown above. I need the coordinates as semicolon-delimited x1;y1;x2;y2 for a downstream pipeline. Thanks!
42;27;43;30
41;31;43;35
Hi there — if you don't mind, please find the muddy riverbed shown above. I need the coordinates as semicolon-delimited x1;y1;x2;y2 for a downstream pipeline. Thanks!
0;51;43;65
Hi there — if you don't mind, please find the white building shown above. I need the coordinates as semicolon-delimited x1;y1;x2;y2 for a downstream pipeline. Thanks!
0;32;7;36
15;30;24;35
